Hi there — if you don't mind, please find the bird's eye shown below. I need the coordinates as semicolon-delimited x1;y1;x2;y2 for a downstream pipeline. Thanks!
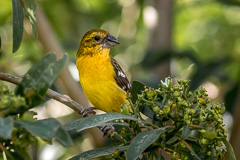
94;36;101;41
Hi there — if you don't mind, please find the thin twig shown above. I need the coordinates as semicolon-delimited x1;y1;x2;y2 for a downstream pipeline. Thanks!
0;72;84;114
0;72;126;140
0;72;127;141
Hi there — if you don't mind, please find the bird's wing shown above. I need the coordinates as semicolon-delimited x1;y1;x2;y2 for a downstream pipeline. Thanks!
110;56;131;93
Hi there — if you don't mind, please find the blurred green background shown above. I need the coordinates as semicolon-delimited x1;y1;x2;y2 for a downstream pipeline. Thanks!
0;0;240;159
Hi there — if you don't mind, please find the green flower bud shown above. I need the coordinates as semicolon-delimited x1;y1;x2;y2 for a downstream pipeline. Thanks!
146;88;155;98
173;85;180;91
177;97;182;102
187;91;193;98
172;152;178;159
172;103;177;108
199;115;205;122
190;109;196;114
212;104;217;109
200;138;208;144
160;133;166;138
112;150;120;157
153;106;160;114
200;87;206;93
217;118;223;123
159;110;164;115
185;108;190;114
207;151;212;156
173;91;180;97
163;106;170;114
219;104;226;115
179;80;189;87
198;98;205;105
168;100;173;106
205;98;211;104
185;120;191;125
200;129;206;133
121;103;130;115
195;90;199;96
180;142;186;148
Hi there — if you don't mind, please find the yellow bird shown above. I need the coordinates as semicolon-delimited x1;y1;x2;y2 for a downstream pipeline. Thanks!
76;29;131;113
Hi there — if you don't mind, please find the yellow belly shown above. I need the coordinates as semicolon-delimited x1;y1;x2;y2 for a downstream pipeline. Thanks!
76;55;127;112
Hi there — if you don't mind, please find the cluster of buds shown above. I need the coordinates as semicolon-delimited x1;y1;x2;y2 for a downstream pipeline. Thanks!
0;83;37;156
133;78;227;159
0;82;27;116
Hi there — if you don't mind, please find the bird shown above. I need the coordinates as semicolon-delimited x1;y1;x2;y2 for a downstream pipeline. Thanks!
76;29;131;114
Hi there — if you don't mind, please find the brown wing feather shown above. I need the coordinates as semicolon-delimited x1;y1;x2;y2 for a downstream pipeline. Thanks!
110;56;131;93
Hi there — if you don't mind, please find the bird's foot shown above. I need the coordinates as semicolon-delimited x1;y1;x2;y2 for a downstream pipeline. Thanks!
81;107;96;117
101;125;115;137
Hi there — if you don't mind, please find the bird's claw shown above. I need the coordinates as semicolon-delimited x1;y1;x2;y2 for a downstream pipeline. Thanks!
81;107;96;117
101;125;115;136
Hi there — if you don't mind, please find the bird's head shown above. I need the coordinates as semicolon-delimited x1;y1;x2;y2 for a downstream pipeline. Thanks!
78;29;120;56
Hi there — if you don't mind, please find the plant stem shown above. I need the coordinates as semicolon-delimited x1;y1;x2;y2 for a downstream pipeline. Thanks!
0;72;125;140
0;72;84;114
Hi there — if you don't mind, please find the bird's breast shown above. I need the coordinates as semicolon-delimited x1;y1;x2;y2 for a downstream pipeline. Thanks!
77;55;114;82
76;55;126;112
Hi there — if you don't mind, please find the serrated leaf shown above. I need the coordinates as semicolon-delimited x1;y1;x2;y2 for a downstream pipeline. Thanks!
0;117;13;139
131;80;145;103
126;128;166;160
15;53;67;110
12;0;24;53
15;118;73;147
182;125;190;140
64;113;139;132
69;145;128;160
23;0;37;38
222;139;236;160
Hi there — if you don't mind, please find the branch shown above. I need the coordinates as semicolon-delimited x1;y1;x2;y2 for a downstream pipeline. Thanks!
0;72;125;140
0;72;84;114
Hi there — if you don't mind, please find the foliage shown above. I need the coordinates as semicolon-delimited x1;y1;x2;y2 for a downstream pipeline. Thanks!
66;79;235;160
0;53;72;160
0;0;239;159
10;0;36;53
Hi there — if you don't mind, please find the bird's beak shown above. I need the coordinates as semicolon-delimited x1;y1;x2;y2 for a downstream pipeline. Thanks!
102;34;120;48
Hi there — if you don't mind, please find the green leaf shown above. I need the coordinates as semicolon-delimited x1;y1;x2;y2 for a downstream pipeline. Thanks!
182;125;190;140
15;118;73;147
64;113;139;132
0;36;1;49
69;145;128;160
23;0;37;38
0;117;13;139
55;126;74;147
15;53;67;110
222;139;236;160
139;104;154;119
9;148;32;160
182;140;201;160
126;128;166;160
131;80;145;103
12;0;24;53
98;121;129;127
